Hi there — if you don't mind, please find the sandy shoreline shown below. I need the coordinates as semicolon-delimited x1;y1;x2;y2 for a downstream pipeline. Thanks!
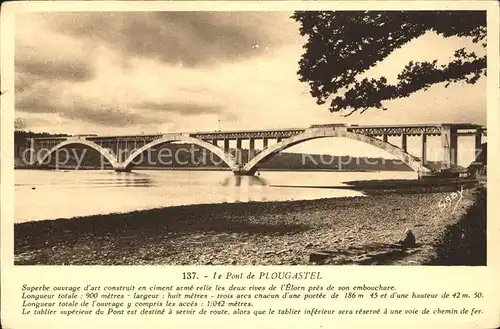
14;183;486;266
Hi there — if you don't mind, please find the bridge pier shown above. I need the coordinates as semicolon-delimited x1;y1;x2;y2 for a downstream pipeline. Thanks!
29;138;35;165
401;134;408;152
114;140;120;162
421;134;427;165
441;125;458;169
249;138;255;160
117;141;125;163
475;128;483;157
235;138;243;164
126;141;135;162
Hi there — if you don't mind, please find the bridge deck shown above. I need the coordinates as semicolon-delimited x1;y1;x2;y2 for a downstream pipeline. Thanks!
30;123;486;141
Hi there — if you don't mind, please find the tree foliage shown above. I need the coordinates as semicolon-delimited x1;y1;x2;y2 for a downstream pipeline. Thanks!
15;117;27;130
292;11;487;116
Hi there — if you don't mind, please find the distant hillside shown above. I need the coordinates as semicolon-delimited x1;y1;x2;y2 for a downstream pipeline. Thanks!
14;130;70;145
14;131;71;166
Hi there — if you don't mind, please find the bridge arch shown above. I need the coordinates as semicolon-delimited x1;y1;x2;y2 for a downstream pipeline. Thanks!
118;135;239;171
37;139;119;168
242;128;432;175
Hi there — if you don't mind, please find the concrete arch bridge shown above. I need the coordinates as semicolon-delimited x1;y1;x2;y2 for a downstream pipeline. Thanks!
28;123;486;177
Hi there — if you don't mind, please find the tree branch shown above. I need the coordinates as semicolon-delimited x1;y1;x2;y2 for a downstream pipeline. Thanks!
292;11;487;115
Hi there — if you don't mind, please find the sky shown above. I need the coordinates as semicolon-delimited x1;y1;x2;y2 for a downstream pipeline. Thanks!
14;11;486;164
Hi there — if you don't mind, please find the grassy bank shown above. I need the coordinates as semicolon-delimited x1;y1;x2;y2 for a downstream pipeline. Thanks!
425;186;486;265
14;183;485;266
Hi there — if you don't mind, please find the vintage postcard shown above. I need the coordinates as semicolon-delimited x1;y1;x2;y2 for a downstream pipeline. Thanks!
1;1;499;328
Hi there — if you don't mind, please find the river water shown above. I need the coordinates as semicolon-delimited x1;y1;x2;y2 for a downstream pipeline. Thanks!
14;169;417;222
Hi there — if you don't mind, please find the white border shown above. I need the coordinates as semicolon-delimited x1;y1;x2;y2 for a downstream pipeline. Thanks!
1;2;499;329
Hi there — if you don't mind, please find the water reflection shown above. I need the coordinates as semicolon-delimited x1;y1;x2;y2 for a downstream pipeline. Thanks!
15;170;415;222
220;175;268;187
219;175;271;203
110;171;155;188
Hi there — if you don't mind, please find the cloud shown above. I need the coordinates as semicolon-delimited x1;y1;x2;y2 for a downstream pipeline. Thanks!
15;18;97;93
16;57;94;83
13;10;485;148
16;85;150;127
16;84;60;113
13;11;302;133
39;11;298;67
15;72;38;93
15;113;63;129
138;101;224;116
64;103;150;127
